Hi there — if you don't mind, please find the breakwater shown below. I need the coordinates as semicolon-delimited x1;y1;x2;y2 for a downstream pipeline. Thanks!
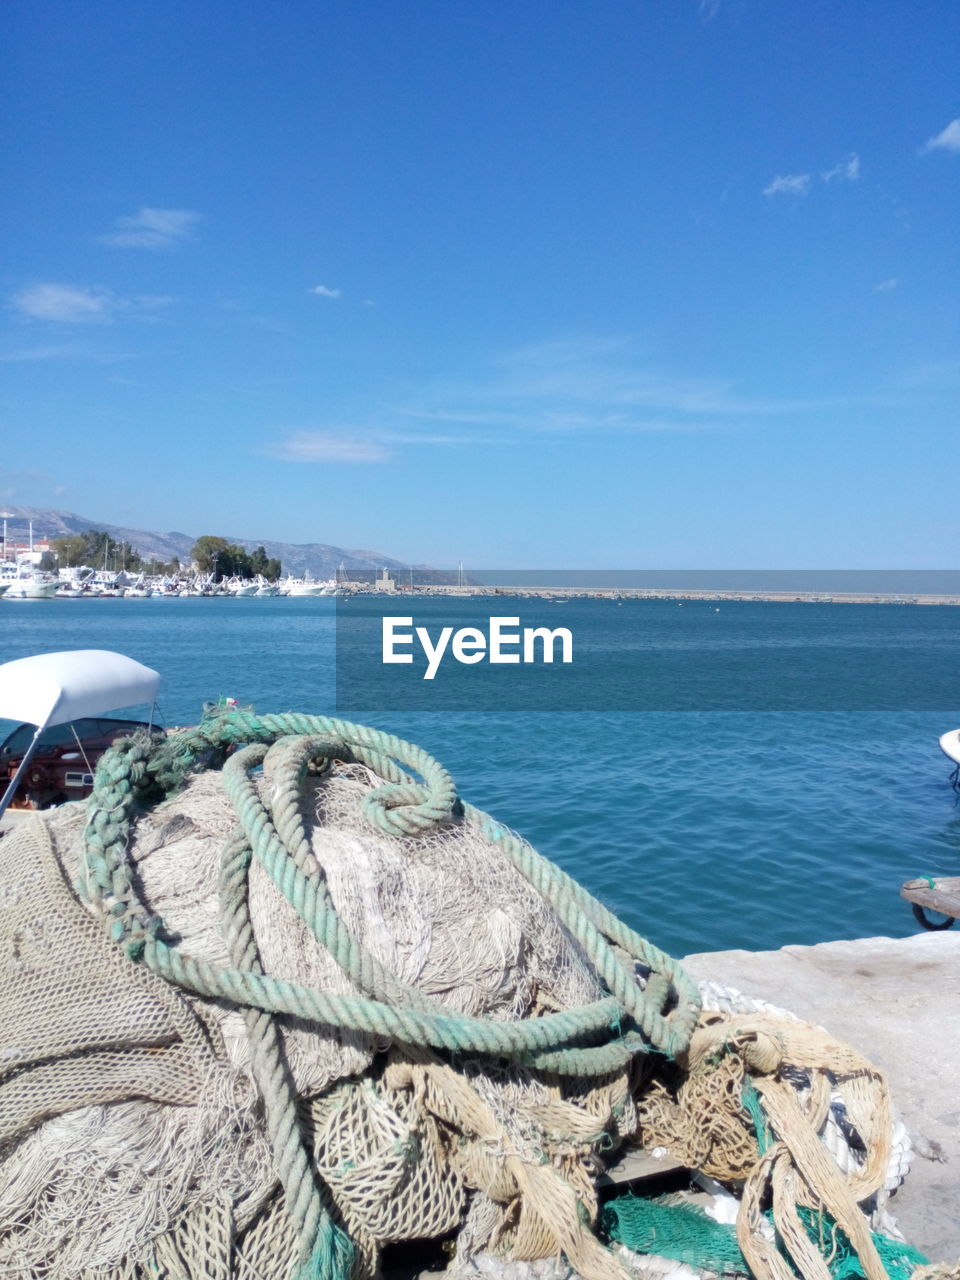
408;585;960;604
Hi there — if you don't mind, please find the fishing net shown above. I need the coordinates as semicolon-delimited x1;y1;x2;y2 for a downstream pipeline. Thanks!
602;1194;932;1280
0;714;697;1280
0;711;947;1280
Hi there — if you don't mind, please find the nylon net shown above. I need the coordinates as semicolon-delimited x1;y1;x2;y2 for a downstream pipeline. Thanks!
0;757;635;1279
0;727;941;1280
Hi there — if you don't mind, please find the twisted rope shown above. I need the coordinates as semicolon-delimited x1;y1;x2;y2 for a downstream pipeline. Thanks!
83;710;700;1060
219;750;354;1280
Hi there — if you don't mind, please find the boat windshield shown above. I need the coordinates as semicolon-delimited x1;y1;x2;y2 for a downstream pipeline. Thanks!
0;716;157;759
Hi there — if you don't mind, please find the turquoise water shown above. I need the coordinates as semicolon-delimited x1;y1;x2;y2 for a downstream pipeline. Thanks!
338;594;960;710
2;596;959;956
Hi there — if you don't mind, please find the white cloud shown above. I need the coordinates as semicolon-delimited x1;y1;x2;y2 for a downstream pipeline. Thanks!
264;335;889;462
874;277;898;292
100;207;201;249
12;284;112;323
923;118;960;154
373;430;492;446
11;282;173;324
699;0;721;19
821;153;860;183
310;284;341;299
763;173;811;197
764;153;860;197
401;335;877;439
266;425;496;463
267;432;391;463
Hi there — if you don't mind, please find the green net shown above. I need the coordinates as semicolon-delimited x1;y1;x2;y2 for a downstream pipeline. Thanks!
602;1194;931;1280
602;1195;747;1277
741;1082;771;1154
794;1207;929;1280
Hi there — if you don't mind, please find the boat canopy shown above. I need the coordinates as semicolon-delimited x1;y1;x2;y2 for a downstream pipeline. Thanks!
0;650;161;731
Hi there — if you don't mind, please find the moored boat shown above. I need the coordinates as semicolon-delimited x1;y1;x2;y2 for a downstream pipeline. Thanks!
2;572;60;599
940;728;960;789
285;576;335;596
0;649;162;819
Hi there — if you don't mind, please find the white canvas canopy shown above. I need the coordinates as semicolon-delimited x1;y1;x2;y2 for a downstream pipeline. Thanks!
0;650;161;820
0;650;160;729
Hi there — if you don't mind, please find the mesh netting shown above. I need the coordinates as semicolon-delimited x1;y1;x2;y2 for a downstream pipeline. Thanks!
0;815;222;1146
602;1194;933;1280
0;757;642;1280
0;719;940;1280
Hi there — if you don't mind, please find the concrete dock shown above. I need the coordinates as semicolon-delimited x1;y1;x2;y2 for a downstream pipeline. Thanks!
683;933;960;1264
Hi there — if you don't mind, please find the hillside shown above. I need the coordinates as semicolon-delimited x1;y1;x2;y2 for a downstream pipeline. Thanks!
0;505;408;578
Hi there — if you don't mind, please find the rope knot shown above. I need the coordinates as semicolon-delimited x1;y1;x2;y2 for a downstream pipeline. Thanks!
360;782;452;836
736;1029;783;1076
685;1017;784;1077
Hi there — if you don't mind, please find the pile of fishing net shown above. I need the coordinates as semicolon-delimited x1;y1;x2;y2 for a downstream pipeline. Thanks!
0;712;951;1280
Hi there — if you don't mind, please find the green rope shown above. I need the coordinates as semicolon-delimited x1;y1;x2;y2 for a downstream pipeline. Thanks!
81;710;703;1276
218;805;354;1278
82;711;701;1063
742;1082;772;1155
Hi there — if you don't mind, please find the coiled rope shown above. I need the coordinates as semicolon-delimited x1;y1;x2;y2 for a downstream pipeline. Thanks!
81;711;701;1277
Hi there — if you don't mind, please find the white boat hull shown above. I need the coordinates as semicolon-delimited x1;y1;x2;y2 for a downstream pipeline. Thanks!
3;578;59;599
287;583;333;597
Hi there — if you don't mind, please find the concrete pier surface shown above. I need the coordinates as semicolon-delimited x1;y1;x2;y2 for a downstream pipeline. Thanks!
682;933;960;1264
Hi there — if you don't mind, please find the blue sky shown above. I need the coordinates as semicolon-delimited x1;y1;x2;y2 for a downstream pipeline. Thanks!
1;0;957;567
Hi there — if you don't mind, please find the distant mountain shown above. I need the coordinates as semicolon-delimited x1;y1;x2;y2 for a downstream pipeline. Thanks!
0;505;409;578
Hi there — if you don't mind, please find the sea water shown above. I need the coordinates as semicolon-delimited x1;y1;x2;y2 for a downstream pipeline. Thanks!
1;595;958;957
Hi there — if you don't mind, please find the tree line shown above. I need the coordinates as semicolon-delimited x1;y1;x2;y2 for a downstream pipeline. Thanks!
50;530;281;581
50;531;180;576
190;536;282;581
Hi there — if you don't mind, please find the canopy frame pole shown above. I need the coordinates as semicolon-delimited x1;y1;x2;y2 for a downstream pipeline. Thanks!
0;724;46;823
70;723;95;775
